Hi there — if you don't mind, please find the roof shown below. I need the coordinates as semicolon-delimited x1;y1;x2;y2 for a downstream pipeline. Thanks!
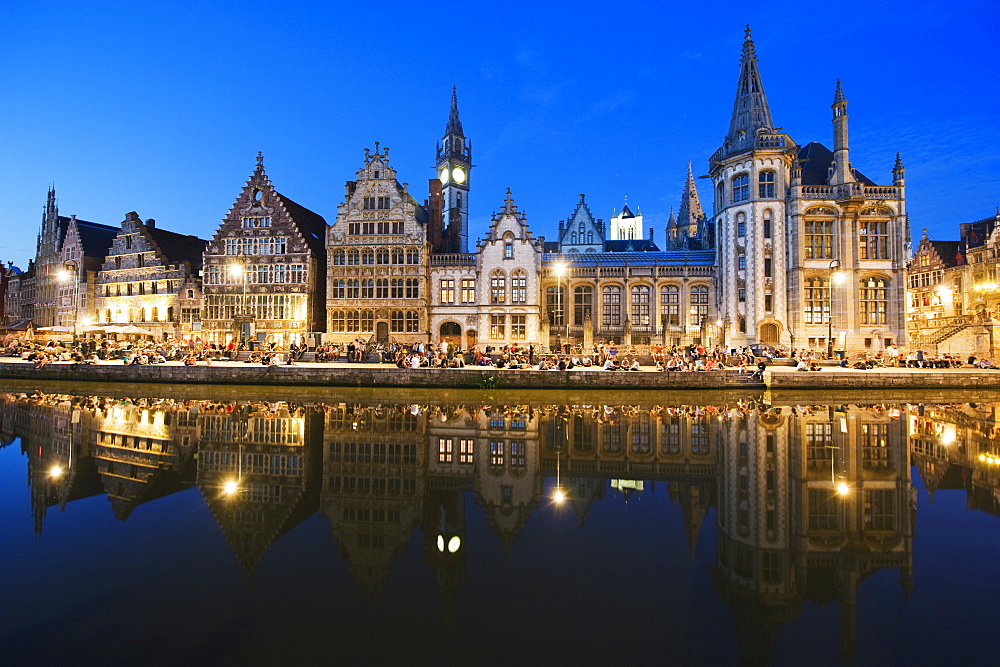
275;193;328;257
618;204;635;219
147;227;209;270
797;142;876;186
75;220;118;259
543;251;715;267
604;239;660;252
927;240;962;268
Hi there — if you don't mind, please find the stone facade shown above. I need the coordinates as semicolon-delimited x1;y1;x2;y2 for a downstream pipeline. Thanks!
201;155;327;347
325;144;430;344
93;212;206;340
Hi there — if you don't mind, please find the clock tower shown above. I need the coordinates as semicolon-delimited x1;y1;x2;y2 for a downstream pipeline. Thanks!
435;87;472;252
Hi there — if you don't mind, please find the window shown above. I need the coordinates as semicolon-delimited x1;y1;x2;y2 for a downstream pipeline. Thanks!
859;277;888;325
375;278;388;299
405;310;419;332
758;171;775;198
510;314;526;339
331;279;346;299
732;174;749;202
864;490;895;530
505;243;513;259
376;248;389;264
490;314;505;339
438;438;453;463
763;210;772;238
405;278;419;299
361;310;374;331
738;256;746;270
764;258;772;277
440;279;455;304
460;278;476;303
347;279;360;299
406;249;420;265
574;285;593;325
546;286;564;325
737;212;746;237
362;249;374;265
490;272;506;304
804;277;830;324
391;310;404;332
660;285;679;326
361;279;374;299
764;294;773;311
805;220;833;259
689;285;709;325
390;278;403;298
631;285;650;326
392;248;404;264
459;439;474;464
363;196;390;210
602;285;621;326
347;250;360;265
490;441;504;467
859;220;889;259
511;270;527;303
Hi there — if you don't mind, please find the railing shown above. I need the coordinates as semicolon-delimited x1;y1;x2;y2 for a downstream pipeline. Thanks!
801;185;835;198
429;253;476;266
863;186;899;200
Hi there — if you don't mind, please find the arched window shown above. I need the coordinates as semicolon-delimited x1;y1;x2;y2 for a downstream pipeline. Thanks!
859;220;889;259
689;285;709;325
332;249;345;265
151;306;159;322
631;285;651;326
511;270;527;303
405;278;419;299
347;279;360;298
406;249;420;265
762;209;773;239
804;212;834;259
602;285;621;326
571;232;578;243
105;309;112;323
738;316;746;333
716;182;725;211
736;212;746;237
347;249;360;265
331;311;345;332
859;277;888;325
361;310;374;331
376;278;388;299
331;278;346;299
490;271;506;304
166;307;173;321
758;171;775;198
347;310;360;331
732;173;749;202
376;248;389;264
405;310;419;332
361;279;374;298
115;256;121;270
587;232;594;243
392;248;404;264
660;285;680;326
362;249;375;265
804;276;830;325
574;285;593;325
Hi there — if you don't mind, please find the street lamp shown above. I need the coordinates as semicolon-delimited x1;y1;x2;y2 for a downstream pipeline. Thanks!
827;260;846;358
230;257;249;345
553;261;568;349
57;263;80;343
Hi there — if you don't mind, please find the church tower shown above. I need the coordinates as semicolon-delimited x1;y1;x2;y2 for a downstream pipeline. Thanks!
435;87;472;252
710;27;797;347
676;162;707;249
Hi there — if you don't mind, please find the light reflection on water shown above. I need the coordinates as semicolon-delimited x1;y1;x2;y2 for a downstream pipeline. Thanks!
1;384;998;665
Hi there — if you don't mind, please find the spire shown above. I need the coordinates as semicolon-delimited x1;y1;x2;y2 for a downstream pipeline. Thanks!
501;187;518;215
666;207;677;230
725;25;775;155
833;78;846;104
677;161;705;229
829;79;852;185
446;86;464;137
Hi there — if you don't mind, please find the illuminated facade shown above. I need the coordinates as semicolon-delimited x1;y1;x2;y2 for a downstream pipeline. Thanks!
201;154;328;347
93;212;206;339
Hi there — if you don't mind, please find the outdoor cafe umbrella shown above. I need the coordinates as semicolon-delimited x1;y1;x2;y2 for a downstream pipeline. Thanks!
117;325;155;336
35;326;74;332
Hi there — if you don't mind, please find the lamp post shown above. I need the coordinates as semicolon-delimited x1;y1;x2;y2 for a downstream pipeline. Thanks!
230;256;249;346
56;263;79;344
553;261;568;350
827;260;845;359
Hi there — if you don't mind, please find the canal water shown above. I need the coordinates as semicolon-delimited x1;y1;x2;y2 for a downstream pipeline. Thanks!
1;384;998;665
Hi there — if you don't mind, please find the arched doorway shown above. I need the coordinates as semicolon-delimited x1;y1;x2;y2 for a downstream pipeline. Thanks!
440;321;461;345
376;321;388;342
759;322;779;343
466;329;477;349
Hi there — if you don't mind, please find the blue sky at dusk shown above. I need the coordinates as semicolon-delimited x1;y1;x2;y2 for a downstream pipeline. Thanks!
1;0;998;265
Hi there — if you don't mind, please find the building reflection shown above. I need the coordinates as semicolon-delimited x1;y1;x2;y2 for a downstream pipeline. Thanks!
1;389;995;661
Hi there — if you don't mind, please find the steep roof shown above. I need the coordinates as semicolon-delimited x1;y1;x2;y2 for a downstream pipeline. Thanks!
604;239;660;252
275;193;328;257
544;250;714;267
147;226;208;271
74;220;118;259
797;142;876;186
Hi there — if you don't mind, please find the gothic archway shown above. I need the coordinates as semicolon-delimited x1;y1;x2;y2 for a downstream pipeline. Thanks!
759;322;779;343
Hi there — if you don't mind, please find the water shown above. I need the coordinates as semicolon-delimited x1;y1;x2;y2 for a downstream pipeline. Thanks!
1;383;998;665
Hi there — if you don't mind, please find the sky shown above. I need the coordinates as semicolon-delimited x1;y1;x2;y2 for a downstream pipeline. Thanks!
1;0;998;266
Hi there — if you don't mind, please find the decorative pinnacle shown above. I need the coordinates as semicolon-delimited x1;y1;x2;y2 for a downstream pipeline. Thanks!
834;79;846;104
256;151;263;164
502;187;517;214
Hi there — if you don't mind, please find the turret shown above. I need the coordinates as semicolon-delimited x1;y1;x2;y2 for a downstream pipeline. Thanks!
829;80;852;185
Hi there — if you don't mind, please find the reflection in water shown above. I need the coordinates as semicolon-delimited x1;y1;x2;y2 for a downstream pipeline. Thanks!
2;389;998;662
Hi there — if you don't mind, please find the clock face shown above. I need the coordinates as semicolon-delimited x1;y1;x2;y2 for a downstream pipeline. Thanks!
452;167;466;184
439;168;449;184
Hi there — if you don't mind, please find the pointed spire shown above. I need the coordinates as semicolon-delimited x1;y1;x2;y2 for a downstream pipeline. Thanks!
446;86;464;137
666;207;677;229
833;78;846;104
677;161;705;230
725;25;774;154
501;187;518;215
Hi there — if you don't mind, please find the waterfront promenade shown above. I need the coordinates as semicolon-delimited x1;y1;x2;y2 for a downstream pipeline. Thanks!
3;357;1000;391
